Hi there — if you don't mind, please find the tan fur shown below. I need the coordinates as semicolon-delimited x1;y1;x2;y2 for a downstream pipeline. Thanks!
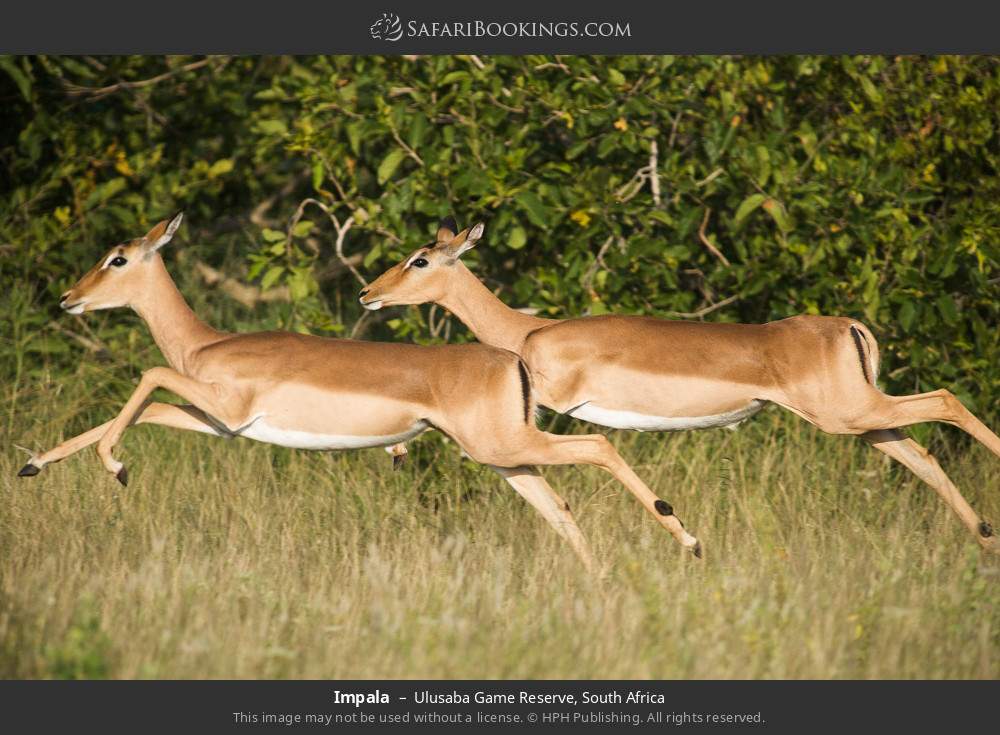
362;223;1000;554
24;215;709;568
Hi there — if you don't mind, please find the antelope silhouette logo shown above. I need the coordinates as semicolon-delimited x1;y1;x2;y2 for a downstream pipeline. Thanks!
370;12;404;41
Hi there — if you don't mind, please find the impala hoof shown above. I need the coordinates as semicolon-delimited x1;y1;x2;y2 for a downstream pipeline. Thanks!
392;454;406;471
690;541;703;559
17;462;41;478
115;467;128;487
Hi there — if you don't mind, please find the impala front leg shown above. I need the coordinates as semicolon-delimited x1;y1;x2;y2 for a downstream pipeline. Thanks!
96;367;239;485
477;431;702;558
17;403;223;477
491;465;596;572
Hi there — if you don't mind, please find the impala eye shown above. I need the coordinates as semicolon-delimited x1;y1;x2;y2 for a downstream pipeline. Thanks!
110;256;128;268
411;257;429;269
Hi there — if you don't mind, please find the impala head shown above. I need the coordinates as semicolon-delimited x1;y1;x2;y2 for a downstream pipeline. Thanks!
60;213;184;314
360;217;484;310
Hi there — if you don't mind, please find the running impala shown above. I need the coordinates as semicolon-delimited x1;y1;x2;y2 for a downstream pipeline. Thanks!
15;214;707;568
361;218;999;555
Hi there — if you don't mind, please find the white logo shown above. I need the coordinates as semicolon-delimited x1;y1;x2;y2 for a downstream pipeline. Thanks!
370;12;403;41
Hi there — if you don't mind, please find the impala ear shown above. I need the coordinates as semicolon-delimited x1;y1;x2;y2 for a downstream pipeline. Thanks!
443;222;484;259
141;212;184;255
436;215;458;243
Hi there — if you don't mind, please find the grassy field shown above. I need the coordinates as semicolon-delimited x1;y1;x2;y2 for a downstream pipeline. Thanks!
2;385;998;680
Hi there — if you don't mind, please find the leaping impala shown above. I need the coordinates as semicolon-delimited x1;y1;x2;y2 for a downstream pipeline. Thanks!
361;218;1000;556
15;213;706;568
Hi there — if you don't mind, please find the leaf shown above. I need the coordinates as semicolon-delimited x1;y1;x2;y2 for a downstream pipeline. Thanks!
608;68;626;87
648;210;674;226
262;228;285;243
762;198;793;233
247;257;268;280
859;75;883;105
346;121;364;156
84;178;127;208
597;134;618;159
260;266;284;290
312;161;324;191
408;113;428;150
0;57;31;101
440;71;470;86
734;194;767;228
377;149;406;185
935;294;958;325
292;220;314;237
208;159;234;178
288;269;313;300
256;119;288;136
508;226;527;250
514;191;549;229
566;141;589;160
253;88;284;101
898;300;917;333
363;243;383;269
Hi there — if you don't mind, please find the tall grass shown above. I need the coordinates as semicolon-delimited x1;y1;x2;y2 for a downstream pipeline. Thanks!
2;391;998;679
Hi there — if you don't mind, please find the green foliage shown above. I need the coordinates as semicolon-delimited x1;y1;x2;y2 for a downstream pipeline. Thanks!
0;56;294;390
2;55;998;411
43;605;113;679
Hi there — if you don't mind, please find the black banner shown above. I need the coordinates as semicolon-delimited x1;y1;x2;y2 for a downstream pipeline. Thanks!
2;680;997;733
3;0;1000;54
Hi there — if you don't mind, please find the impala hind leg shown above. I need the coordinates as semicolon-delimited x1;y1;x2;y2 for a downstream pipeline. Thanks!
862;429;997;554
17;402;224;480
858;389;1000;460
385;442;408;470
486;433;701;557
491;466;596;572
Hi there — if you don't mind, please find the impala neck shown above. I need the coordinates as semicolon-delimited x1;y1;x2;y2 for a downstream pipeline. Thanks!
437;262;555;353
130;254;222;373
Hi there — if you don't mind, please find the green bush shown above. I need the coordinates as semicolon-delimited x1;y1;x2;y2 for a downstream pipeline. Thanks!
2;56;998;413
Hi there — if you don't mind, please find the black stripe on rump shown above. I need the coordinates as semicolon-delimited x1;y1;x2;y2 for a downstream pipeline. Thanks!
517;359;531;424
850;325;872;384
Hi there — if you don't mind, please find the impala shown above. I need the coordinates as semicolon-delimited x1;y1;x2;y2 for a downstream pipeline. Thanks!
361;218;1000;555
15;213;706;568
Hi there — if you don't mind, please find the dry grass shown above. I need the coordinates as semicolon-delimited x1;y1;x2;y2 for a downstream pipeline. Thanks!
2;398;998;679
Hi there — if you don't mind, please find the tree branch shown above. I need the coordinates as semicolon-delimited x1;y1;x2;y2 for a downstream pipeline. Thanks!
581;236;615;299
194;260;290;308
63;58;220;99
697;207;731;267
666;294;739;319
285;198;367;288
388;123;424;167
649;139;662;206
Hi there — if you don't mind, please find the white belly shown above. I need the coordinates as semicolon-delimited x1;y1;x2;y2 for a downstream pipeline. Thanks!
567;400;766;432
237;418;428;450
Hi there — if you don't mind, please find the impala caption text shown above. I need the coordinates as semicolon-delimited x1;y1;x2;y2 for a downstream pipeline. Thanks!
232;689;767;727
